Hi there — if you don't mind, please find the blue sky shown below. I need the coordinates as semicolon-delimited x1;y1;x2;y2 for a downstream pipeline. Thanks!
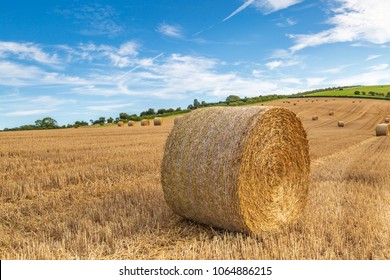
1;0;390;129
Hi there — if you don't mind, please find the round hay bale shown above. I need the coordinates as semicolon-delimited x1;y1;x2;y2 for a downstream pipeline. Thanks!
338;121;345;127
154;117;163;126
376;124;389;136
117;121;124;127
141;119;150;126
174;116;182;125
384;117;390;123
128;121;135;126
312;116;318;121
161;106;310;234
329;111;334;116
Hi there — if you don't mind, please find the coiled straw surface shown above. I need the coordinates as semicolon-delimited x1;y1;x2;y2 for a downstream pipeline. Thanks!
161;106;310;234
128;121;135;126
141;119;150;126
154;117;163;126
376;124;389;136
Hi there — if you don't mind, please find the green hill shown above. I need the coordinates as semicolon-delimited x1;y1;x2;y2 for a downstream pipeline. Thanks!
298;85;390;99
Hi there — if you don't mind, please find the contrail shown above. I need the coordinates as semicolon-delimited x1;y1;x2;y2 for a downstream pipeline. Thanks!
192;24;215;37
116;52;164;81
223;0;255;22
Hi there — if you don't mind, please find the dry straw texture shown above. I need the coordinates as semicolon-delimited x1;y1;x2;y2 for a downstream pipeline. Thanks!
161;106;310;235
338;121;345;127
174;117;181;125
128;121;135;126
376;124;389;136
154;117;163;126
117;121;124;127
141;119;150;126
312;116;318;121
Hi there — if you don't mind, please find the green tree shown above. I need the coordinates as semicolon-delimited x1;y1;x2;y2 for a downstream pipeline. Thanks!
226;95;241;103
107;117;114;123
193;99;200;108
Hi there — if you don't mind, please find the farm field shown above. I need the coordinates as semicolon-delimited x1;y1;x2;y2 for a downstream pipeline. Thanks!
0;98;390;260
304;84;390;99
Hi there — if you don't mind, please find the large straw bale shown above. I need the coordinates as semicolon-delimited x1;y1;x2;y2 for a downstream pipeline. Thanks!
141;119;150;126
128;121;135;126
117;121;124;127
384;117;390;123
376;124;389;136
312;116;318;121
338;121;345;127
154;117;163;126
161;106;310;234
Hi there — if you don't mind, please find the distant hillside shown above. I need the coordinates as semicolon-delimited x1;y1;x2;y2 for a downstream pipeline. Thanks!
296;85;390;99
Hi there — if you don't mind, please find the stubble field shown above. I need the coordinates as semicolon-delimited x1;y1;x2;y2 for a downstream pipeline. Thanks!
0;98;389;259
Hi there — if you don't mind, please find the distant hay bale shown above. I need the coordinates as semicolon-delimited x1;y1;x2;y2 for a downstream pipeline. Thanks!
117;121;124;127
161;106;310;234
376;124;389;136
128;121;135;126
329;111;334;116
141;119;150;126
293;103;297;106
174;116;182;125
312;116;318;121
153;117;163;126
384;117;390;123
338;121;345;127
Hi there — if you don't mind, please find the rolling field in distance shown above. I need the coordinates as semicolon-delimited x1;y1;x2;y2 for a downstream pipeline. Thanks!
0;98;390;259
304;84;390;98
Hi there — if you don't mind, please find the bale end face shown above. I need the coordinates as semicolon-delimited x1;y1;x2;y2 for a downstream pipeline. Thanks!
338;121;345;127
376;124;389;136
117;121;124;127
161;106;310;234
141;119;150;126
154;117;163;126
128;121;135;126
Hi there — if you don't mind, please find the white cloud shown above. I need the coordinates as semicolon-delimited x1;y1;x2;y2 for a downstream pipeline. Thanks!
290;0;390;52
5;109;56;116
253;0;303;14
157;23;184;38
368;64;388;71
330;70;390;86
366;54;382;61
223;0;302;21
265;59;300;70
0;41;60;65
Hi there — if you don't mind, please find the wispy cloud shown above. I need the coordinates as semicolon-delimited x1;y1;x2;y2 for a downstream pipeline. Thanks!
5;109;56;116
290;0;390;52
368;64;389;71
253;0;303;14
366;54;382;61
157;23;184;38
223;0;302;22
56;4;123;36
0;41;60;65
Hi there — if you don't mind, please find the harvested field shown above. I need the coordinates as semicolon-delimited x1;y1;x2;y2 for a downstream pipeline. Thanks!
0;98;390;260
